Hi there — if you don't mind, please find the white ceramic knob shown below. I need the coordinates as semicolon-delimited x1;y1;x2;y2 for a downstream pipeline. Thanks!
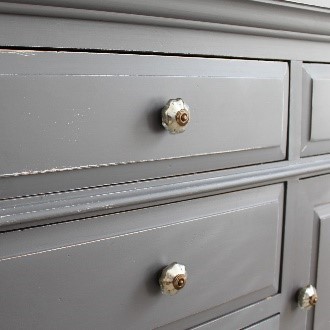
297;284;318;309
161;98;190;134
159;262;187;295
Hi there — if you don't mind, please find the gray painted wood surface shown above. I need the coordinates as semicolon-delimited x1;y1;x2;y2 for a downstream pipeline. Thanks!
159;296;281;330
288;61;303;160
193;314;280;330
285;0;330;7
314;205;330;330
0;185;283;330
298;175;330;330
0;50;288;178
310;79;330;142
1;1;330;329
301;64;330;156
3;0;330;63
244;315;280;330
3;154;330;231
1;0;330;39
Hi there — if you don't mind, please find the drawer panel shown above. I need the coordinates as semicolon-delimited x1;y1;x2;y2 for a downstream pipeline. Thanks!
302;64;330;156
0;185;283;330
0;51;288;181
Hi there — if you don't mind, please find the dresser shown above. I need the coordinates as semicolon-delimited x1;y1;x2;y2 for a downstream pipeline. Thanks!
1;1;330;329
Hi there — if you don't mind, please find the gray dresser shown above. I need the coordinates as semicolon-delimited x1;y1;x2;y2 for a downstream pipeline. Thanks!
1;1;330;329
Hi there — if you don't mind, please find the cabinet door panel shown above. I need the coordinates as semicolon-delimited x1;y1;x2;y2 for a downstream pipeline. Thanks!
299;175;330;330
302;64;330;156
313;206;330;330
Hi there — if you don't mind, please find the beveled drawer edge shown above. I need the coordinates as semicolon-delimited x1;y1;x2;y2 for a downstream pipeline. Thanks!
1;155;330;231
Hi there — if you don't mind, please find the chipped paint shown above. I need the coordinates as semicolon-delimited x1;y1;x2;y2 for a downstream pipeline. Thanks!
0;145;269;178
0;50;36;56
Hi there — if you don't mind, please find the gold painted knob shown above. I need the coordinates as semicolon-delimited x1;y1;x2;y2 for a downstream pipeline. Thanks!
159;262;187;295
297;285;318;309
161;98;190;134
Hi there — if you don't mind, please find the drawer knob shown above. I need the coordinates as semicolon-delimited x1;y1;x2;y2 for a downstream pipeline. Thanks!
297;285;318;309
159;262;187;295
161;98;190;134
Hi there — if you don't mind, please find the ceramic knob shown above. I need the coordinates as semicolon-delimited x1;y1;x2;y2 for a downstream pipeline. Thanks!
159;262;187;295
161;98;190;134
297;284;318;309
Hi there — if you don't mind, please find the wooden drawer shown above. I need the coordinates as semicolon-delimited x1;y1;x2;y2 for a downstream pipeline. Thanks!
0;50;288;196
0;184;283;330
302;64;330;156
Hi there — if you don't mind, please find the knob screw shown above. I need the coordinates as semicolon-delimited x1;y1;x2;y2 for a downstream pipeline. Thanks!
173;274;186;290
176;110;190;126
309;295;318;306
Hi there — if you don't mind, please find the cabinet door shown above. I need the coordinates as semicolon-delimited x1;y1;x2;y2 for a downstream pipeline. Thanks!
312;206;330;330
299;174;330;329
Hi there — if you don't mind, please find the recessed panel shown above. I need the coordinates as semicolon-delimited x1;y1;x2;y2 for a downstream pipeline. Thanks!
314;207;330;330
311;79;330;142
302;64;330;156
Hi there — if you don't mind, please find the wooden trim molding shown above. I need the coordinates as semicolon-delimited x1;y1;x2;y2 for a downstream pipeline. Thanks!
0;0;330;41
1;154;330;231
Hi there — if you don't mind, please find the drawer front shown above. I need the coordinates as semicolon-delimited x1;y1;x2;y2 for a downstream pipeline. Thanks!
0;185;283;330
302;64;330;156
0;51;288;181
